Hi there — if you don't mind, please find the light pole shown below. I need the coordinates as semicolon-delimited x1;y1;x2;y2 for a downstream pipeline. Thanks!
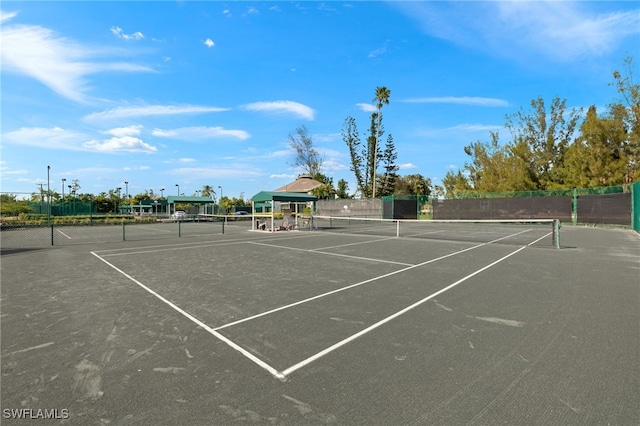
175;184;179;196
124;181;129;209
116;187;121;214
160;188;165;198
218;185;223;214
62;178;66;215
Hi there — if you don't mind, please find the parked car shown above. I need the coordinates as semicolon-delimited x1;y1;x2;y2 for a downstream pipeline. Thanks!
172;210;187;220
233;211;250;215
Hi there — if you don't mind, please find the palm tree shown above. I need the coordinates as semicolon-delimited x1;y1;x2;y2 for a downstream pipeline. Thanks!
201;185;216;202
372;86;390;198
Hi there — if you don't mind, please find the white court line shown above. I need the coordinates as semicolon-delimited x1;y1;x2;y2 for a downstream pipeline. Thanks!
91;227;544;381
311;237;396;252
279;231;552;377
247;241;415;267
214;228;533;332
90;251;285;380
56;229;72;239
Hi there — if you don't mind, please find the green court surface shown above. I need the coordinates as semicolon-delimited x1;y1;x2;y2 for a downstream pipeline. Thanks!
1;224;638;425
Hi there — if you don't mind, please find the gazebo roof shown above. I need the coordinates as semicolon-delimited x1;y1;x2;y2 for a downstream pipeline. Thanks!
251;191;318;203
274;175;323;193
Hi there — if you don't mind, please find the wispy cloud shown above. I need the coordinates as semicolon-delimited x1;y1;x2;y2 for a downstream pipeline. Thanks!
204;38;215;48
84;105;230;121
0;13;154;103
399;163;417;170
169;166;261;179
402;97;509;107
110;26;144;40
102;125;143;137
2;127;90;150
2;126;157;153
152;126;250;141
356;103;377;112
83;136;157;153
243;101;315;120
393;2;640;62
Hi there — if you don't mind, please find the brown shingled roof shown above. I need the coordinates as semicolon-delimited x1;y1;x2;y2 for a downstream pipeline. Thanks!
274;174;323;193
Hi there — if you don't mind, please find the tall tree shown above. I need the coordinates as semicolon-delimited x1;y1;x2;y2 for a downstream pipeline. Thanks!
201;185;216;201
289;125;323;177
442;170;472;198
505;97;581;189
336;179;352;199
379;134;399;196
610;55;640;183
395;174;431;196
372;86;391;197
342;116;367;196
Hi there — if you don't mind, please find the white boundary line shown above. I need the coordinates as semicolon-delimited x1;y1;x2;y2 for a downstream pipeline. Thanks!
90;251;284;380
247;241;415;267
56;229;72;239
90;227;548;381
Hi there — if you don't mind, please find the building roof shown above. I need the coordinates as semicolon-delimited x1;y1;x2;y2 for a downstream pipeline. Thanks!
274;175;323;193
251;191;318;203
166;196;213;204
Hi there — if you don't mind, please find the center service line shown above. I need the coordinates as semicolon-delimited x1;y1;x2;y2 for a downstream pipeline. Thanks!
215;228;533;332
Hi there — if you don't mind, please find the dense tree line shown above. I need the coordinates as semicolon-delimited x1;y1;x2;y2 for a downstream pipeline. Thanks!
443;56;640;197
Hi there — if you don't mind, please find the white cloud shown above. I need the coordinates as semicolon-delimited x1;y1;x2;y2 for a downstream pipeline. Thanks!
356;103;377;112
270;173;296;179
178;158;196;163
169;167;261;179
2;127;89;150
123;165;151;171
399;163;417;170
0;10;18;23
85;105;230;121
402;97;509;107
102;125;143;137
0;17;154;103
152;126;250;141
110;26;144;40
83;136;157;153
243;100;315;120
393;2;640;61
204;38;215;48
247;7;259;14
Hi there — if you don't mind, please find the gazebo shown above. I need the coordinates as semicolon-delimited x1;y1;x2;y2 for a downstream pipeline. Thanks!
250;191;317;231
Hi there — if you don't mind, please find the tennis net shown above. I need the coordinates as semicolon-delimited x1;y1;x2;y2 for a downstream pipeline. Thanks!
308;215;560;248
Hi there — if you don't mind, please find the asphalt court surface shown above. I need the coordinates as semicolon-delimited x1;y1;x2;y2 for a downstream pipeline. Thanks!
1;225;638;425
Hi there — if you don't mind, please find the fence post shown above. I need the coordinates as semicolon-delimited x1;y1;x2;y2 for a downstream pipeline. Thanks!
572;188;578;226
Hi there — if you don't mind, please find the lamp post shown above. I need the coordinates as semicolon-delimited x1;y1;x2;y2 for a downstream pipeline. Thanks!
160;188;164;198
62;178;66;215
124;181;129;210
116;187;121;214
68;185;73;215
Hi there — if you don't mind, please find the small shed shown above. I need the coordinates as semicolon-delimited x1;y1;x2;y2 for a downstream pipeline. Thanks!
250;191;317;231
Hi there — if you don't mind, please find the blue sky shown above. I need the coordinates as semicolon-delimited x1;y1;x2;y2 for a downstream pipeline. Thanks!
2;1;639;200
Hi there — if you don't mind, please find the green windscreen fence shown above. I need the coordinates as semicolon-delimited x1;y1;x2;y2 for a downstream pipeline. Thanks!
633;181;640;233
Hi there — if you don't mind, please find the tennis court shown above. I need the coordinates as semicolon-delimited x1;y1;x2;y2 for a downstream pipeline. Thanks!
1;222;638;424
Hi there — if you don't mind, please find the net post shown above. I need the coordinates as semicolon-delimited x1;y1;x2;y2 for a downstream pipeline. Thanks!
178;219;181;237
122;221;126;241
396;220;400;237
553;219;560;249
50;224;54;246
